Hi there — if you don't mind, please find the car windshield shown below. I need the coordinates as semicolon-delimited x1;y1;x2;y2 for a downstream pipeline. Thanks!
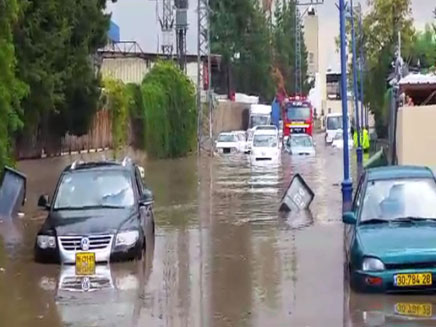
289;136;313;147
287;105;311;120
250;116;270;127
327;116;343;130
360;178;436;222
253;135;277;148
218;134;236;142
54;170;135;210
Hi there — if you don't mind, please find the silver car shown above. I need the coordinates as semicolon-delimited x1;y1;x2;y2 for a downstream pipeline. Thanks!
285;134;316;156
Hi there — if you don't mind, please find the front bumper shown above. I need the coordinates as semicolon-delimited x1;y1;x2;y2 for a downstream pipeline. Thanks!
35;235;142;264
351;268;436;293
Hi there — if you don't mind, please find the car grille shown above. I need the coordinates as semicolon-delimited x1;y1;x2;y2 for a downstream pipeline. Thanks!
59;235;112;251
385;262;436;270
256;158;271;161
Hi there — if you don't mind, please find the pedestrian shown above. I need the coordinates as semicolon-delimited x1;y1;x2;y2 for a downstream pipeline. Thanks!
363;126;370;153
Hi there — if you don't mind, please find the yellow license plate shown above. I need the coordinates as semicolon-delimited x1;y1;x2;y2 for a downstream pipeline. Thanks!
75;252;96;276
395;303;432;317
394;273;432;287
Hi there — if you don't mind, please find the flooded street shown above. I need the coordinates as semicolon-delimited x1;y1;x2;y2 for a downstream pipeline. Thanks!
0;134;433;327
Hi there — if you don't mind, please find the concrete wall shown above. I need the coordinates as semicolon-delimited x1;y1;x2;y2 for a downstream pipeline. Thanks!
213;101;250;137
101;57;198;86
397;105;436;166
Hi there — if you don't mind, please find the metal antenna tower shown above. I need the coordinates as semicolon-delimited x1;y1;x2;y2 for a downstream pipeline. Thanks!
295;6;302;95
294;0;324;95
159;0;175;56
197;0;212;153
175;0;189;71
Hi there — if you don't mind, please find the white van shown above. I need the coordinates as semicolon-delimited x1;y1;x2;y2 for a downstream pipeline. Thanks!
325;113;347;144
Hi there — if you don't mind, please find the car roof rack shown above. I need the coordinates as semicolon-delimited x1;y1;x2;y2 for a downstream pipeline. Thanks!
122;156;132;167
71;160;86;170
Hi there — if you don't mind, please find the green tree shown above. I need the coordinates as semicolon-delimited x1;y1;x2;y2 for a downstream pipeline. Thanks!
0;0;27;170
141;62;196;158
14;0;113;140
273;1;310;95
211;0;275;101
407;25;436;70
103;77;129;155
352;0;415;137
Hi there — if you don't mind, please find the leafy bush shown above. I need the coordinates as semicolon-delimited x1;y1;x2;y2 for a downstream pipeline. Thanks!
103;78;129;155
141;62;196;158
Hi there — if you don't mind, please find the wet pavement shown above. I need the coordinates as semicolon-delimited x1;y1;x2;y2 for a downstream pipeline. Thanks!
0;134;434;326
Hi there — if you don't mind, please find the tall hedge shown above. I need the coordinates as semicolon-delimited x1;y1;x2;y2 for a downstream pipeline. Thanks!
141;62;196;158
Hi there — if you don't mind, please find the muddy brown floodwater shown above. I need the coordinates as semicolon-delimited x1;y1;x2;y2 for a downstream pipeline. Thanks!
0;134;433;327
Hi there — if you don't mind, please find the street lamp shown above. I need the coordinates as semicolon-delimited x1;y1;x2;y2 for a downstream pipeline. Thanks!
339;0;353;212
349;0;363;176
358;5;367;129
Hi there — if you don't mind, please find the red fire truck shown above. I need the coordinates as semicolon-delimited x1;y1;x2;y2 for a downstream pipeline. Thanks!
282;96;314;138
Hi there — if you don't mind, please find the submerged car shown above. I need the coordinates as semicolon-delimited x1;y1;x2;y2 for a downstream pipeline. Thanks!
343;166;436;293
250;129;280;162
34;158;155;268
285;134;315;155
215;132;244;154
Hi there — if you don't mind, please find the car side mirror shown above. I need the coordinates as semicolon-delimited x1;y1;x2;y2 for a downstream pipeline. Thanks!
38;195;50;210
343;212;357;225
139;189;154;206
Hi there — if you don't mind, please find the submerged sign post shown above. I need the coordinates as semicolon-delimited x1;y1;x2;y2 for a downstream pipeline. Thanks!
0;167;26;219
279;174;314;212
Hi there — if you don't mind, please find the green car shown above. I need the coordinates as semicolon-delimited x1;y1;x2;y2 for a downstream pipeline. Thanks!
343;166;436;293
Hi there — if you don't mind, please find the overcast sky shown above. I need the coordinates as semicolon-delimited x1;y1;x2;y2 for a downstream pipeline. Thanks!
107;0;434;70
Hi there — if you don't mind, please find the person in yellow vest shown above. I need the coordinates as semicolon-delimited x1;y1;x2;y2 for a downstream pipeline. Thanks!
362;126;370;153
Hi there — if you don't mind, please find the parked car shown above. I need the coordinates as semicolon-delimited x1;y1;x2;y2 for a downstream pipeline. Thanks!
325;113;349;144
343;166;436;293
250;129;280;163
285;134;316;156
215;132;244;154
34;158;155;268
332;130;353;149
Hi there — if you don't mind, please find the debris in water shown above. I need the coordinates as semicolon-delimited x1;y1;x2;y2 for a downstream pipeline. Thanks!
279;174;314;212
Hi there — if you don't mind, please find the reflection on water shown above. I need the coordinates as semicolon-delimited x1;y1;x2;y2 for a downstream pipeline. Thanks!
0;134;370;326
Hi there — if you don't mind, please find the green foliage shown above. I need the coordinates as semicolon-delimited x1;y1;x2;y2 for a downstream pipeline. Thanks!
141;62;196;158
103;78;129;155
0;0;27;170
14;0;113;138
407;25;436;70
346;0;415;137
211;0;309;100
273;1;310;94
126;83;146;149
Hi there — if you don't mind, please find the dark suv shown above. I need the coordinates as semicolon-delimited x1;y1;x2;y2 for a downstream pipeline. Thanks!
34;158;154;265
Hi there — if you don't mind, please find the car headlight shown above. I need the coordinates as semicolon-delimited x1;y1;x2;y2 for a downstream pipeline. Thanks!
37;235;56;249
362;257;385;272
115;231;139;247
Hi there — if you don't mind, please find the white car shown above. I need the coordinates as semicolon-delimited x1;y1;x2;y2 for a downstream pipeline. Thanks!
285;134;316;155
332;131;354;149
215;132;244;154
246;125;278;153
250;129;280;162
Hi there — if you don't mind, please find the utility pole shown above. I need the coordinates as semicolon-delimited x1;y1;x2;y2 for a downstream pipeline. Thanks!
197;0;212;153
294;0;324;96
349;0;363;175
159;0;174;56
339;0;352;212
175;0;188;72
